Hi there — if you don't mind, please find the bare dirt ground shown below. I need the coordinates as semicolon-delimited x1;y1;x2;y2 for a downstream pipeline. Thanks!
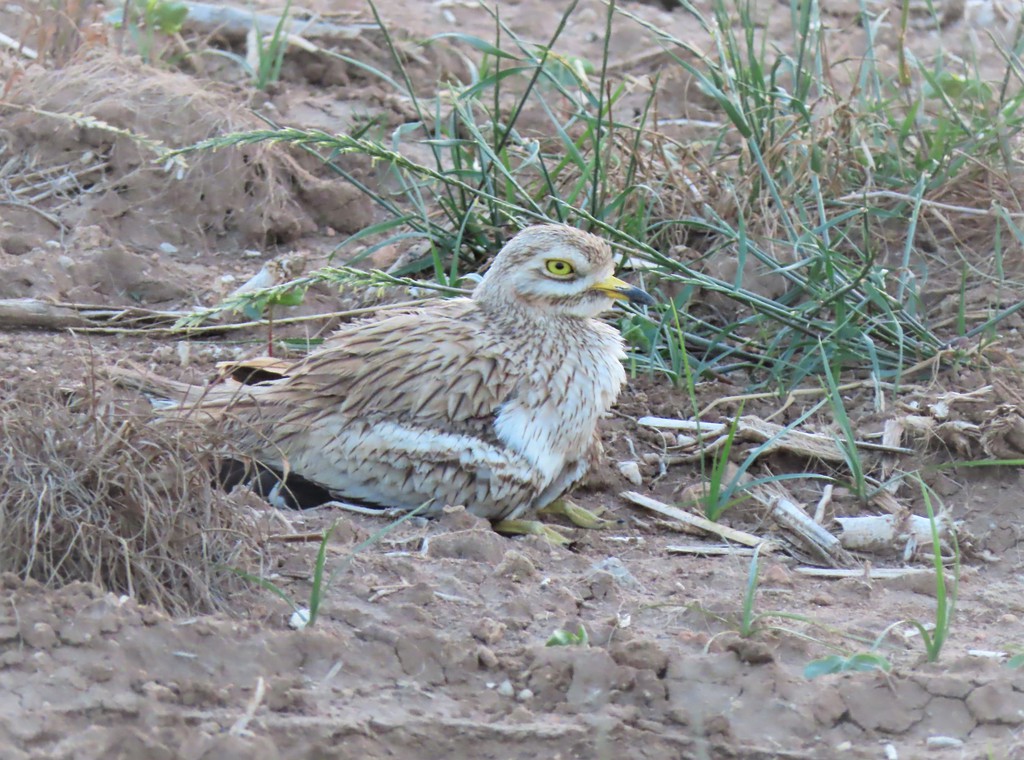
3;1;1024;758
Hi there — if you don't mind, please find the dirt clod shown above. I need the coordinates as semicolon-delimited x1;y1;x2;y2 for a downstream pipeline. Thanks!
493;550;538;580
21;622;57;650
840;676;932;733
966;682;1024;724
426;529;508;564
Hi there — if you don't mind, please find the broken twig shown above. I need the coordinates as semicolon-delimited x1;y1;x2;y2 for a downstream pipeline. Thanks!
620;491;770;549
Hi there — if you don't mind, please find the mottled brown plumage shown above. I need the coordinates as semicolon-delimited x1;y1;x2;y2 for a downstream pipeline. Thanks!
126;225;653;521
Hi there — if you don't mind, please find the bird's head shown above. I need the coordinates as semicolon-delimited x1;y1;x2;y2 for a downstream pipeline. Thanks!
473;225;655;319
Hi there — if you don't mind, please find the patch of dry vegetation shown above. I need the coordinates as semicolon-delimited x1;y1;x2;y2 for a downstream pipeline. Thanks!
0;50;370;251
14;0;104;66
0;374;268;614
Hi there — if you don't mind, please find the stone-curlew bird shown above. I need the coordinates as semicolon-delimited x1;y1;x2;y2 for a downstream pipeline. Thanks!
119;225;654;538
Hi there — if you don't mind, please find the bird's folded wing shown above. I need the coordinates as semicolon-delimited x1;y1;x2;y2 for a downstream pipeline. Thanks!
261;301;518;428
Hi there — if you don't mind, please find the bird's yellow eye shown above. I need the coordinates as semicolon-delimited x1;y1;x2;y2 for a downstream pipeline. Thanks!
545;259;575;278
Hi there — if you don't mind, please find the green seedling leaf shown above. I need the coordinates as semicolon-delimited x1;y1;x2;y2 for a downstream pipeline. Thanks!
150;0;188;34
922;71;992;102
804;653;891;680
705;403;744;522
546;624;589;647
693;78;752;138
304;520;338;628
240;284;309;320
267;286;308;307
738;541;761;637
427;33;519;59
458;67;535;101
108;0;188;32
536;47;595;89
620;314;655;352
242;302;264;321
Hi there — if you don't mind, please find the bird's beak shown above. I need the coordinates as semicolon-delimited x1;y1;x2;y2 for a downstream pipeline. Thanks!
592;275;655;307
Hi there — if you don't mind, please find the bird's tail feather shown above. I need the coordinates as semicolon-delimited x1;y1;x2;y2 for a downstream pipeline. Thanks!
105;362;234;409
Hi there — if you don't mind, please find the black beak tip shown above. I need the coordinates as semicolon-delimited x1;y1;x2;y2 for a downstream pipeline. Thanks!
625;287;656;308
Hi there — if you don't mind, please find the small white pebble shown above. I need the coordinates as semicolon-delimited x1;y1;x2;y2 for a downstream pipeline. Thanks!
158;242;178;254
516;688;533;702
219;274;237;284
967;649;1007;660
835;742;852;752
884;743;898;760
288;608;311;629
618;460;643;486
605;535;645;546
243;249;262;258
926;736;964;749
496;679;514;697
44;240;61;250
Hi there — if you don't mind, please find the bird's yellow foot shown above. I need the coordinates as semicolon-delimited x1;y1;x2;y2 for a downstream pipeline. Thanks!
538;498;615;529
492;519;573;546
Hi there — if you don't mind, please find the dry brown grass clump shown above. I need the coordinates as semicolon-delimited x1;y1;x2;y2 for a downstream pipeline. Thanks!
0;50;371;251
0;375;268;614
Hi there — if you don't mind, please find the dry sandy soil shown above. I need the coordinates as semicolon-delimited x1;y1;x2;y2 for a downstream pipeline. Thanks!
3;1;1024;758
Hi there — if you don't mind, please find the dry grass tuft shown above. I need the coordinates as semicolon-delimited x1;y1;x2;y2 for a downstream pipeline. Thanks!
17;0;104;66
0;374;269;614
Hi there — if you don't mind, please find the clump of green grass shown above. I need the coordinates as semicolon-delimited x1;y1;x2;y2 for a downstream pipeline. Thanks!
168;0;1024;393
111;0;189;65
202;0;294;90
248;0;292;90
